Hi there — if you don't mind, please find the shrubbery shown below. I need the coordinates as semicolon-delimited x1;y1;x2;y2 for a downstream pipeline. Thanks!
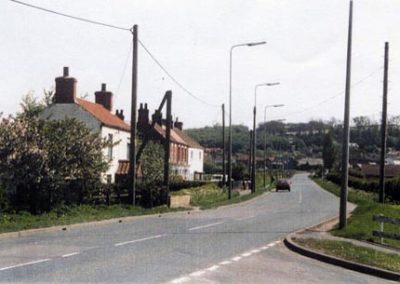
326;171;400;202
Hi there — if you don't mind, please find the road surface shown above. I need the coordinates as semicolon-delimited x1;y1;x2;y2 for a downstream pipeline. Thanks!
0;173;391;283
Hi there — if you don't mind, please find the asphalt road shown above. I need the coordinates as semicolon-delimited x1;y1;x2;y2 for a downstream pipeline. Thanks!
0;173;389;283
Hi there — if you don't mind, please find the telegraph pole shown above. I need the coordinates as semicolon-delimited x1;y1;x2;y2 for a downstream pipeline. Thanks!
249;130;253;180
379;42;389;203
222;104;226;185
339;1;353;229
129;24;138;205
252;106;256;193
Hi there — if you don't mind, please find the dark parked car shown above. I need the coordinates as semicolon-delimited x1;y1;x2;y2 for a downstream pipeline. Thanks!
276;179;291;192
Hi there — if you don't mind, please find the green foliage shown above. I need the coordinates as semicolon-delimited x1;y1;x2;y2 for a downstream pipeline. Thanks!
139;141;166;207
322;131;335;170
293;238;400;272
0;115;109;213
19;90;54;119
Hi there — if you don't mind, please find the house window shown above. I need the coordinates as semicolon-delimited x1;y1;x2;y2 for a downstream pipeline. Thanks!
107;134;113;159
199;151;201;160
106;174;112;184
190;150;193;160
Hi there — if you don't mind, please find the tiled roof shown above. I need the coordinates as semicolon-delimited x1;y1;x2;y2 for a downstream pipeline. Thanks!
361;164;400;178
174;128;203;149
153;124;187;144
76;98;130;131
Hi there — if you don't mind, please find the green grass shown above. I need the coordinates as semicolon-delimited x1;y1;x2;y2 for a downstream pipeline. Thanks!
0;204;185;234
293;238;400;273
172;173;275;209
313;178;400;248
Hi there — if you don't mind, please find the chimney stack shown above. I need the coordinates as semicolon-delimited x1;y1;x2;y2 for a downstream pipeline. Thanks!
174;117;183;130
54;66;77;103
116;109;125;121
95;83;113;111
137;103;150;133
152;109;163;126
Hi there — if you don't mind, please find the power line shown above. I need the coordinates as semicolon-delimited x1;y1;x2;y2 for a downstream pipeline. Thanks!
9;0;130;32
273;66;384;119
138;40;219;108
9;0;220;108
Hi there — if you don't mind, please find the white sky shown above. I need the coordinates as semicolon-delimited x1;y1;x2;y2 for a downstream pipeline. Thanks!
1;0;399;128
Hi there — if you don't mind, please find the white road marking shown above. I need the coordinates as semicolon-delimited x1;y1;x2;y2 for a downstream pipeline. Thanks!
260;246;269;250
231;256;242;261
188;222;223;231
61;252;80;258
0;258;51;271
170;276;191;283
190;270;206;277
114;234;166;247
235;215;255;221
250;249;261;254
219;260;232;265
206;265;219;271
241;252;252;257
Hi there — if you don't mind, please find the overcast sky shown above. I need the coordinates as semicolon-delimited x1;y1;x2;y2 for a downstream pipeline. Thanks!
1;0;399;128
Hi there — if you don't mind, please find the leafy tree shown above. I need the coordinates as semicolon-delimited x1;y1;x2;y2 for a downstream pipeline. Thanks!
322;131;336;170
0;114;109;213
140;141;165;207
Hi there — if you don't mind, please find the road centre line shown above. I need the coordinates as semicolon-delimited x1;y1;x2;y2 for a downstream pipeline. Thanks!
235;215;255;221
170;276;191;283
0;258;51;271
188;222;223;231
62;252;80;258
114;234;166;247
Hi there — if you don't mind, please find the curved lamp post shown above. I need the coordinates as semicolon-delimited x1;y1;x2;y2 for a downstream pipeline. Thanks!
228;41;266;199
251;82;280;193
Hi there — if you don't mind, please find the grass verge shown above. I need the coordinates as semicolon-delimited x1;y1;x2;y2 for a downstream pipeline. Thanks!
293;238;400;273
172;174;275;209
313;177;400;249
0;204;186;234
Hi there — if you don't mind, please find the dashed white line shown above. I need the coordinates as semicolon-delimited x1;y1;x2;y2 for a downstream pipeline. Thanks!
114;234;166;247
170;276;191;283
241;252;252;257
250;249;261;254
235;215;255;221
188;222;223;231
219;260;232;265
206;265;219;272
0;258;51;271
190;270;206;277
231;256;242;261
61;252;80;258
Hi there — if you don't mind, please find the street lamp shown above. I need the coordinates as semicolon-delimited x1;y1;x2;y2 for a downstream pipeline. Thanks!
263;114;284;188
228;41;266;199
251;83;280;194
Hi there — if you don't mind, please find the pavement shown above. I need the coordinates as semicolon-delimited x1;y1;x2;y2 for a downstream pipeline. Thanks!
284;214;400;281
0;173;394;283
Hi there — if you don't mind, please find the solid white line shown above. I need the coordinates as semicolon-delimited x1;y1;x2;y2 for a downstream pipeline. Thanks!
190;270;206;277
235;215;255;221
0;258;51;271
114;234;166;247
61;252;80;258
170;276;191;283
188;222;223;231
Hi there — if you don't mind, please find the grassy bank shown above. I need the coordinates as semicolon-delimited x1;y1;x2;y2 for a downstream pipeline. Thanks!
293;238;400;273
0;204;185;234
313;178;400;248
172;173;275;209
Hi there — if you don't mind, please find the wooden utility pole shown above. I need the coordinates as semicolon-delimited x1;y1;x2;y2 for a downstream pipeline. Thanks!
129;24;138;205
339;1;353;229
164;91;172;194
249;130;253;181
222;104;226;185
252;106;256;194
379;42;389;203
